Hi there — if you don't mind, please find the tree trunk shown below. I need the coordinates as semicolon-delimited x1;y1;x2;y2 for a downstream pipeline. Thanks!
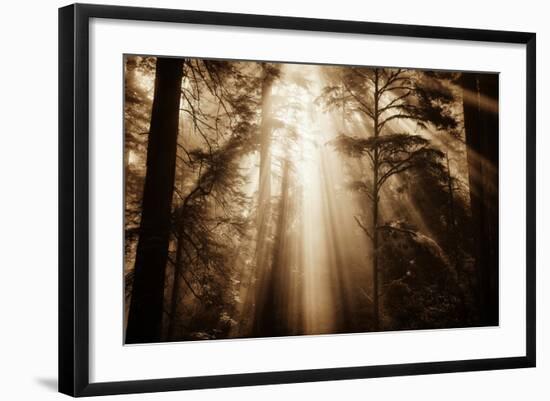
261;159;291;336
372;189;380;330
256;70;273;270
461;73;499;326
372;69;381;331
167;149;189;340
253;68;274;336
126;58;184;344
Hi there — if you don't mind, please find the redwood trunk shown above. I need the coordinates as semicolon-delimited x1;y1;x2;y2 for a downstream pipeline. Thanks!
462;73;499;326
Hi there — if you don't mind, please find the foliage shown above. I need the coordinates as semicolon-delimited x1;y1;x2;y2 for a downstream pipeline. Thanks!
378;221;472;329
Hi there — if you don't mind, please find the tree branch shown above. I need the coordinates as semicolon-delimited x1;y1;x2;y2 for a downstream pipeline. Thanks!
378;113;419;132
354;215;374;241
377;224;417;236
377;146;429;187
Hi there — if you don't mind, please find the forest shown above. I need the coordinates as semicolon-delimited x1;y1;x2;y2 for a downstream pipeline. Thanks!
123;55;499;344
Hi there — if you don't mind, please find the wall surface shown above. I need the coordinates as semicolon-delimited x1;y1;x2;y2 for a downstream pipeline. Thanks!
0;0;547;399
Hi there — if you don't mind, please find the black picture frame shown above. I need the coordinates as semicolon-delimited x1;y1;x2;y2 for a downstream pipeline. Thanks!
59;3;536;397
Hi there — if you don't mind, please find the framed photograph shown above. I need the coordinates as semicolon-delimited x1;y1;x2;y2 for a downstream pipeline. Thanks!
59;3;536;397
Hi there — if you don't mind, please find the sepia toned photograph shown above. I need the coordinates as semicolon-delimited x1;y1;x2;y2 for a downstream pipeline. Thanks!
123;55;499;344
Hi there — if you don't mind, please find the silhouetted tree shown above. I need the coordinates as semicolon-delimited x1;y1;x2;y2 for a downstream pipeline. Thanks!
322;67;457;330
461;73;499;325
255;64;281;281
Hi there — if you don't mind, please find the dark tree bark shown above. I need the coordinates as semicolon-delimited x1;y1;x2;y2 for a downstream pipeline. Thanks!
371;69;381;331
461;73;499;326
126;58;184;344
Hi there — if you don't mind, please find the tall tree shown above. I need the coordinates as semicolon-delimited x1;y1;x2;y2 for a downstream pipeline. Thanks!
253;64;280;336
461;73;499;325
323;67;456;330
126;58;184;344
255;64;280;267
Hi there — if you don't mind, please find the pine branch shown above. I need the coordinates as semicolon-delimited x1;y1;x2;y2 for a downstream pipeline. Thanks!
377;146;429;187
378;113;419;132
377;224;417;236
379;91;414;114
167;255;204;301
378;68;407;93
354;215;374;241
343;82;375;119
